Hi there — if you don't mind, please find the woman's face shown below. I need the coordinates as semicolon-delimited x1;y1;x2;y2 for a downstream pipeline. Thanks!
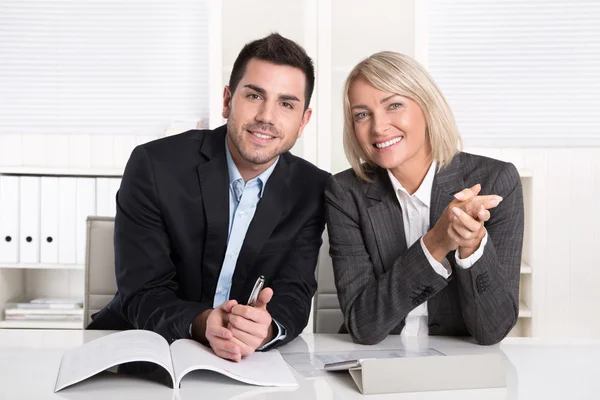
349;77;431;171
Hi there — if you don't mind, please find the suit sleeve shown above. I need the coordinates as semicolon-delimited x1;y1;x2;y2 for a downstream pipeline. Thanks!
453;163;523;345
325;175;449;345
115;146;210;342
266;190;326;348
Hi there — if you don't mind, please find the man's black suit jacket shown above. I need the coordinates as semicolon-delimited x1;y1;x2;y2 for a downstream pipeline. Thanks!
88;125;330;347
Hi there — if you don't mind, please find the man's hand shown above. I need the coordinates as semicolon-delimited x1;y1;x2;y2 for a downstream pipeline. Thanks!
424;184;501;262
227;288;274;357
192;300;243;362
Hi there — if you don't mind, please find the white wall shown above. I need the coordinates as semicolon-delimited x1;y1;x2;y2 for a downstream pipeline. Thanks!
1;0;597;338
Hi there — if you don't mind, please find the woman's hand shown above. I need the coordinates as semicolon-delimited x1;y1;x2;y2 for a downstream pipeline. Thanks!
423;184;502;262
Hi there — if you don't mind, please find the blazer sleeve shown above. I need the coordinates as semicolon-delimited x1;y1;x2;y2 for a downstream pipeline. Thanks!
325;175;449;345
453;163;523;345
115;146;211;342
267;205;325;348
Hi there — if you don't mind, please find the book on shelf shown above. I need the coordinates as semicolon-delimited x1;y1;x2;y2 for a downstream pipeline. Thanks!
5;314;83;321
54;330;297;392
5;296;83;310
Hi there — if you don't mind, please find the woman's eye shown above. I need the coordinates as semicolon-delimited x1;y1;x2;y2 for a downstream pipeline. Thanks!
389;103;402;110
355;112;368;120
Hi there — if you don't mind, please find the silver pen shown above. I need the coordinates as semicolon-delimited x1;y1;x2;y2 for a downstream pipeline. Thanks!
247;275;265;306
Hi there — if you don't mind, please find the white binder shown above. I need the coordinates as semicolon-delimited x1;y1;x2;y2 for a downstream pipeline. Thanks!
0;176;20;263
76;178;96;265
40;177;59;264
346;353;507;395
58;178;77;264
19;176;41;264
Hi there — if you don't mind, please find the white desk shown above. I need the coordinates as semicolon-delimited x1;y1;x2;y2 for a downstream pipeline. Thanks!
0;330;598;399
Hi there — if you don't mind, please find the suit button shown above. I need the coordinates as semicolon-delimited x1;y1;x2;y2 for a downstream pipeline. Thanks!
429;324;440;330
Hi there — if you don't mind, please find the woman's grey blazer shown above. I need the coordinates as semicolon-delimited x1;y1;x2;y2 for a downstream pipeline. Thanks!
325;152;524;345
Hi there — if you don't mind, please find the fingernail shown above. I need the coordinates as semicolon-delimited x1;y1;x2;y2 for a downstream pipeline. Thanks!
454;192;465;200
488;198;501;207
478;209;486;217
452;207;462;216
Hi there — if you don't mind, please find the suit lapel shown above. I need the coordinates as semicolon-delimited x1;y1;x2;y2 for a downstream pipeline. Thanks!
427;153;465;319
197;125;230;296
229;155;291;299
429;154;466;230
366;168;407;270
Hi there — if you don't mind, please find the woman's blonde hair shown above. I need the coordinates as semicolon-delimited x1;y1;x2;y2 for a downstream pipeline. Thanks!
342;51;462;181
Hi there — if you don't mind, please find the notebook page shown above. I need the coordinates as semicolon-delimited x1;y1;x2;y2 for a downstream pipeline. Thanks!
55;330;174;392
169;339;297;388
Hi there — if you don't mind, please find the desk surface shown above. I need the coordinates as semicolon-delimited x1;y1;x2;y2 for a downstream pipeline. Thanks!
1;330;598;400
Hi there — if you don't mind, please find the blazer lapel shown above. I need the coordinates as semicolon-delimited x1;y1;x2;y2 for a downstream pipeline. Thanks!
429;154;466;230
427;153;465;319
197;126;230;297
366;168;407;270
229;155;291;299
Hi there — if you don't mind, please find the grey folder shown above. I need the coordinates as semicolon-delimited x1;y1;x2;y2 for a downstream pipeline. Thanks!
346;353;507;395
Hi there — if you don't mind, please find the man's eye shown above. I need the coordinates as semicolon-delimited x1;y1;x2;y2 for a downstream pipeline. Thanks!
282;102;293;109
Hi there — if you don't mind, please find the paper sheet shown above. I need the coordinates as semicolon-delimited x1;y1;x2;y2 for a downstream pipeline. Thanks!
282;348;444;379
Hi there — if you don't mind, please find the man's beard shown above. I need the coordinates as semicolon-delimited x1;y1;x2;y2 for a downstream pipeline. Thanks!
227;121;294;165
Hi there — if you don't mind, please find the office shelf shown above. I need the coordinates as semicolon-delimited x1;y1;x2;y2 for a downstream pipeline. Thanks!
0;167;123;177
0;319;83;330
0;264;84;270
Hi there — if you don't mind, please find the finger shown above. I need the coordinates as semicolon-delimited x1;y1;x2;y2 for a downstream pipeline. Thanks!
254;287;273;309
476;206;491;222
214;347;242;362
229;303;271;324
453;183;481;201
451;217;478;240
206;323;233;340
221;299;238;313
208;336;242;359
466;195;503;214
451;207;483;233
229;312;271;337
229;326;263;351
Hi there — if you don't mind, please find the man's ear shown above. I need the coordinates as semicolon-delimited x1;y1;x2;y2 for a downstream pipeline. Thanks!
296;108;313;139
222;86;232;119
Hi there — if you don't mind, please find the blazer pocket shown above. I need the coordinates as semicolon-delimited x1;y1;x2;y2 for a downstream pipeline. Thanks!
261;240;294;254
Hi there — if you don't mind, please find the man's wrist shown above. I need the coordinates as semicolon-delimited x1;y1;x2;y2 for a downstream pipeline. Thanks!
260;321;275;348
191;309;213;344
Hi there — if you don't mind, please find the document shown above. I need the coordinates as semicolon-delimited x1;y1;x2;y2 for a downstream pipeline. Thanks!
54;330;298;392
319;348;444;370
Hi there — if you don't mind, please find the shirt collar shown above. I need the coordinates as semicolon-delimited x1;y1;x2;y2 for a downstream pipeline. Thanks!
224;138;279;198
387;161;437;208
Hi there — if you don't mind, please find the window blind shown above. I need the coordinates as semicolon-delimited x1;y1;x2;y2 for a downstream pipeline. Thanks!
0;0;211;135
427;0;600;146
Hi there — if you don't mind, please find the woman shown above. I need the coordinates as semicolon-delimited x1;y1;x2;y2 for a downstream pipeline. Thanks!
326;51;523;345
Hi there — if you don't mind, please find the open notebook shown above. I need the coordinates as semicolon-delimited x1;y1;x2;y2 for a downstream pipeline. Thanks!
54;330;298;392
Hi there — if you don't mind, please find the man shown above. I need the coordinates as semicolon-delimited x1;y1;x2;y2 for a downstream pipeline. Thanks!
88;33;330;362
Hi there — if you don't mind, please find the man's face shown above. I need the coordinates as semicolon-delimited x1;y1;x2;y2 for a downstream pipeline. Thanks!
223;58;312;166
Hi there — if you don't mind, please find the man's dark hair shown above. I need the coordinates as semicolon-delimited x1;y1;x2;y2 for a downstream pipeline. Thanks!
228;33;315;111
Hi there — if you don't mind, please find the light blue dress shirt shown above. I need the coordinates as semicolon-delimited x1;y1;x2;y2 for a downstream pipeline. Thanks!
209;140;286;348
